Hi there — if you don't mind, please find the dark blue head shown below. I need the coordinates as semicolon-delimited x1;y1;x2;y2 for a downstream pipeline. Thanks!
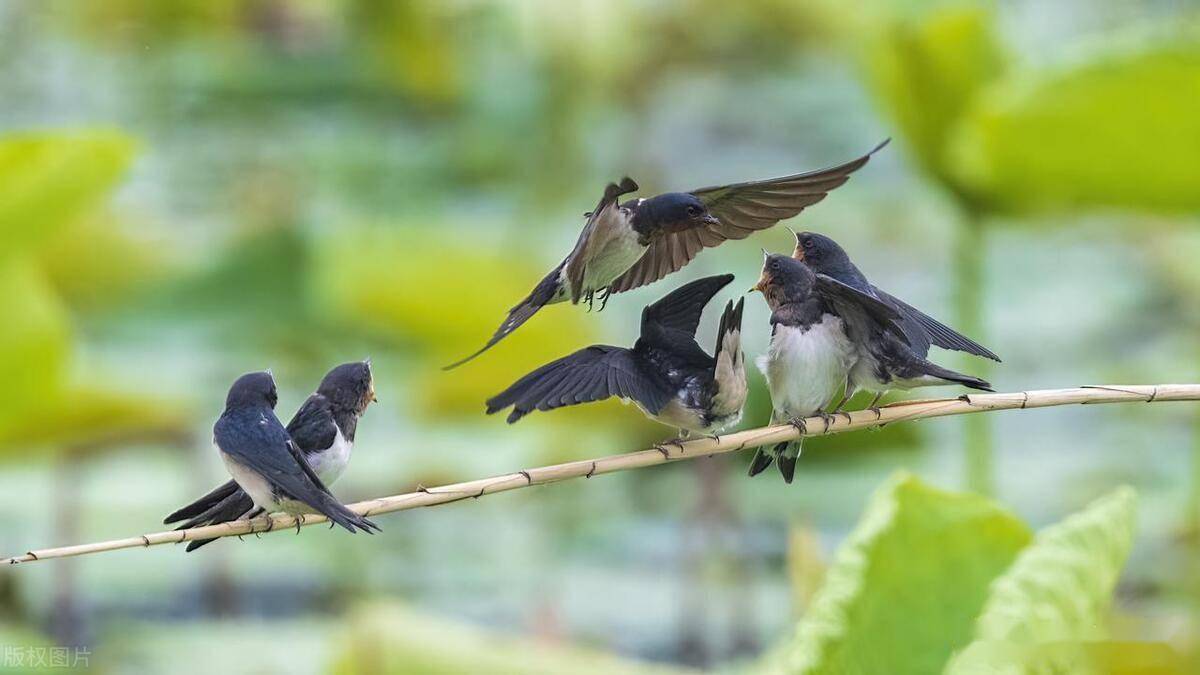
317;360;377;414
752;251;815;309
225;371;278;410
632;192;719;234
793;231;859;281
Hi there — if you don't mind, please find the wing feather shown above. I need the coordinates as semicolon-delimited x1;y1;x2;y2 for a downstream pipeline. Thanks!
607;140;887;294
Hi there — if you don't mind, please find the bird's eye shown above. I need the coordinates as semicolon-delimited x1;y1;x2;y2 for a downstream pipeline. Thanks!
687;205;699;216
803;239;815;249
770;261;780;271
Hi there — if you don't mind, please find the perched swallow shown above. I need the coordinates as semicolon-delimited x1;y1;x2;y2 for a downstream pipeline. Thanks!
165;362;379;551
792;232;995;409
749;253;911;483
485;274;748;440
183;370;379;541
793;231;999;362
445;140;889;369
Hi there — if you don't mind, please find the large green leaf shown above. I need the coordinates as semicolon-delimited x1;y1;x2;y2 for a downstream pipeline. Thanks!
949;41;1200;213
0;130;136;264
864;6;1006;193
944;487;1142;674
974;487;1136;644
762;472;1032;675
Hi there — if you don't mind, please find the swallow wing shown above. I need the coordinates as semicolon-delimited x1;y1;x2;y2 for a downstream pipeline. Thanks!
639;274;734;342
486;345;672;423
813;273;910;344
607;141;887;294
286;393;339;455
873;287;1001;361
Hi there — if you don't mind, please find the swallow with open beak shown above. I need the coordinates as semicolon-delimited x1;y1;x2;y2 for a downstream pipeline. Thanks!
165;363;379;549
792;231;995;410
445;140;890;369
748;252;912;483
486;275;747;442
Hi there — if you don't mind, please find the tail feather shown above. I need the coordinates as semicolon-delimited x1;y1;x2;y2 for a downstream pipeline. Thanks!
316;493;381;534
181;496;259;552
164;480;240;524
777;440;802;484
444;262;565;370
748;447;774;477
921;362;993;392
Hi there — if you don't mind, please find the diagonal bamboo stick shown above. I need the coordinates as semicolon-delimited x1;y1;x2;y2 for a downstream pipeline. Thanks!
4;384;1199;566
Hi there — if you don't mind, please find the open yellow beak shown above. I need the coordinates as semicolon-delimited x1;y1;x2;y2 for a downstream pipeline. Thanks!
749;270;769;295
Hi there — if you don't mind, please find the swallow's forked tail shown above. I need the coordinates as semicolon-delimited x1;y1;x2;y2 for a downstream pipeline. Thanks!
443;261;566;370
921;361;994;392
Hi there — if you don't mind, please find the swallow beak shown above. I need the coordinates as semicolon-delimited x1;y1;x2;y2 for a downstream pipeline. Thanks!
702;214;720;226
749;270;769;295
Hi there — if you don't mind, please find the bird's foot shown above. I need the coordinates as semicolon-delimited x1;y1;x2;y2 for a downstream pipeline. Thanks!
294;514;304;535
584;291;595;312
597;288;611;311
787;417;808;435
653;444;672;460
815;411;835;432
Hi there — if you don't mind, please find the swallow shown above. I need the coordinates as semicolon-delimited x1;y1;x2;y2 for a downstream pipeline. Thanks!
791;232;995;410
165;361;379;551
793;231;1000;362
445;140;889;369
485;274;748;441
748;253;912;483
179;370;379;542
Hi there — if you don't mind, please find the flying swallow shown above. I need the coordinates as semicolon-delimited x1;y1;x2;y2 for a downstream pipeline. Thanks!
445;140;889;369
748;253;911;483
165;362;379;551
485;275;748;440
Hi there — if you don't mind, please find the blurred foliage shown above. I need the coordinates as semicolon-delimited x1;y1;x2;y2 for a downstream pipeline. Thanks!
950;41;1200;214
865;5;1005;198
0;131;136;264
330;601;695;675
759;476;1167;675
0;129;191;460
37;212;171;312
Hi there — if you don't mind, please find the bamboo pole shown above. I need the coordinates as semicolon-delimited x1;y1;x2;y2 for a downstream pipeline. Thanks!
5;384;1199;566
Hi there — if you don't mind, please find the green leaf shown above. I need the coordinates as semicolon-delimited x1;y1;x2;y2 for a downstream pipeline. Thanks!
762;472;1033;675
949;41;1200;213
946;640;1182;675
943;488;1139;674
864;6;1006;192
0;130;137;264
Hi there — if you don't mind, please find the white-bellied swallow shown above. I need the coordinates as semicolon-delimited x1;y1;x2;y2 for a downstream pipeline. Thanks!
792;232;994;411
173;370;379;543
165;361;378;551
445;140;889;369
748;253;912;483
793;230;1000;362
485;274;748;441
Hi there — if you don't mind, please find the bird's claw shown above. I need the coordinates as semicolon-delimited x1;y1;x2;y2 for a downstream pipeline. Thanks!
788;417;807;434
294;514;304;535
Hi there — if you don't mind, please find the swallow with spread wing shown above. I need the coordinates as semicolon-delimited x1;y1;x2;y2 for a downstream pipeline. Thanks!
445;140;889;369
485;275;747;442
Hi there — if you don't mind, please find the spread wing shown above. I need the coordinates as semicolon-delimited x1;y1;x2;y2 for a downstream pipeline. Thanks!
562;177;639;302
874;287;1001;362
285;393;338;456
813;273;911;345
607;140;888;294
485;345;671;423
640;274;734;340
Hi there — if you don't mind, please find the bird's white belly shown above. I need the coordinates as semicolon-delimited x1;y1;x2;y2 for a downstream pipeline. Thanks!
307;429;353;485
220;448;279;511
758;318;854;419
